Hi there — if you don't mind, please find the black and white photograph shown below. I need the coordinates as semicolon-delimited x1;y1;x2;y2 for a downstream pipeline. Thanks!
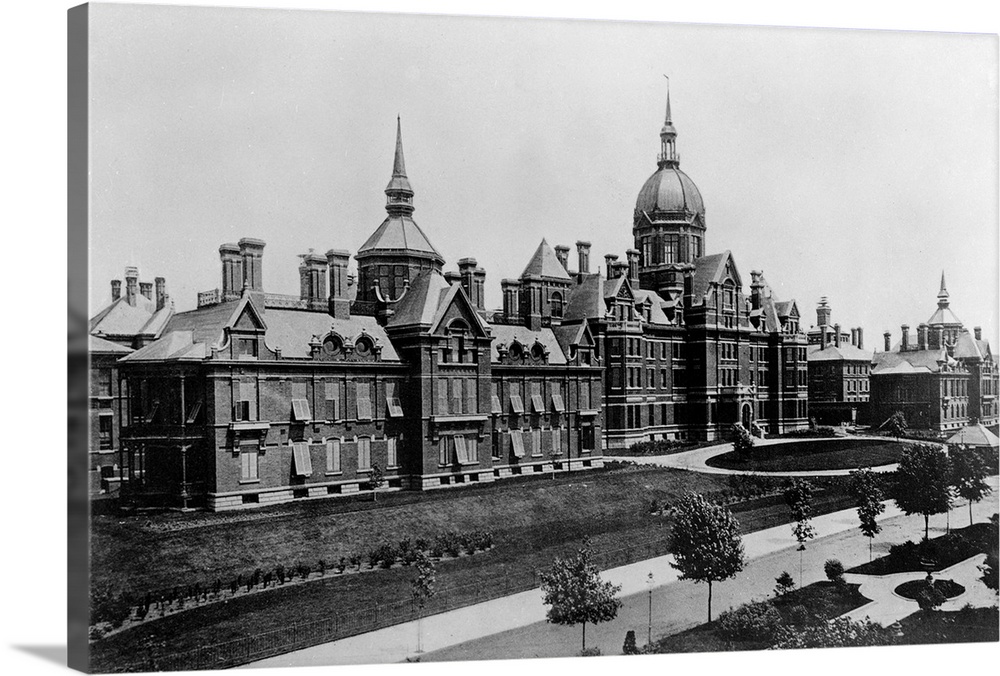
8;1;1000;675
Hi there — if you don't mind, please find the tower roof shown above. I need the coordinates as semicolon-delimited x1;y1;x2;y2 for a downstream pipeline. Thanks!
520;239;572;280
357;216;443;261
385;116;413;195
927;271;962;326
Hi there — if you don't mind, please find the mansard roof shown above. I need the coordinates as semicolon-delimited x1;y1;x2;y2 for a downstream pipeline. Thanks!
89;334;134;354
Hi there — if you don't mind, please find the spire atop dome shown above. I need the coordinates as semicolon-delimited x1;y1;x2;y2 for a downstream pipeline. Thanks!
658;77;679;169
385;116;414;216
938;271;950;308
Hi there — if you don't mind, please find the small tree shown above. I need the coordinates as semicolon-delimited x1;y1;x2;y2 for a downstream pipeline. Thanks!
732;423;755;457
886;411;907;440
539;545;623;652
669;493;746;623
622;630;639;655
410;553;436;654
850;467;886;562
369;463;385;502
785;480;816;586
774;571;795;597
950;447;993;526
915;579;947;612
892;444;953;541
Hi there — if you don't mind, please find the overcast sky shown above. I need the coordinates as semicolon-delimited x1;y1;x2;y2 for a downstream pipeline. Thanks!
88;3;999;348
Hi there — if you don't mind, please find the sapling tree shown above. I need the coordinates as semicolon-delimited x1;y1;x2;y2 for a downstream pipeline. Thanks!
369;463;385;502
669;492;746;623
892;444;953;541
411;553;436;653
849;467;886;562
539;544;623;652
785;479;816;586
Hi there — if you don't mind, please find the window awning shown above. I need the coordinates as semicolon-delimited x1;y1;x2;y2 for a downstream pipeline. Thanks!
509;429;525;458
454;435;470;464
185;400;203;424
510;394;524;414
530;394;545;413
292;443;313;476
551;394;566;412
291;398;312;422
386;396;404;418
490;395;503;414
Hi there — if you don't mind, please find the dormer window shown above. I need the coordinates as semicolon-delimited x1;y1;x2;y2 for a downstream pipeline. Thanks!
508;342;523;362
323;335;343;358
355;336;373;358
237;337;258;359
530;343;545;361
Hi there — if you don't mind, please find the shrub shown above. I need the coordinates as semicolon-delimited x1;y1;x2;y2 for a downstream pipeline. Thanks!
824;559;845;583
371;544;398;569
275;565;285;584
774;571;795;597
772;617;893;649
622;630;639;655
915;580;948;612
579;647;602;657
414;538;429;553
716;600;784;643
318;559;326;576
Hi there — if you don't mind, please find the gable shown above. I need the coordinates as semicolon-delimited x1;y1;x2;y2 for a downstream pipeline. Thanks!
225;294;267;332
429;285;489;337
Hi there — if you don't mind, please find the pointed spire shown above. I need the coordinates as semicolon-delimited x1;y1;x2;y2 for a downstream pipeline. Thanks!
938;271;950;308
664;79;673;125
658;76;678;168
392;115;407;178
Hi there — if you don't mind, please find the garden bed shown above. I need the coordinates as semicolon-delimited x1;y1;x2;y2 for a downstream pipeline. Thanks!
894;578;964;600
706;439;906;472
895;606;999;644
848;522;997;576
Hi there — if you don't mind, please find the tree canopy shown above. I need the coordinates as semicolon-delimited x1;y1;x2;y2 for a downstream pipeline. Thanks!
784;479;817;545
950;447;993;526
669;493;746;622
539;545;622;651
886;411;908;439
892;444;953;540
849;467;886;561
732;423;755;456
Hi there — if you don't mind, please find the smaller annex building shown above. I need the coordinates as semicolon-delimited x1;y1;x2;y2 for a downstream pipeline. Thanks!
870;274;998;432
806;297;872;425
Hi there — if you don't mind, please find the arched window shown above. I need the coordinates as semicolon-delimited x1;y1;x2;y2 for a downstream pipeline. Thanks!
550;291;564;318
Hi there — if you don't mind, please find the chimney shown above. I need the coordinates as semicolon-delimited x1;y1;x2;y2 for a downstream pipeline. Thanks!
931;325;944;350
625;248;640;283
975;326;982;341
850;327;857;347
124;266;139;307
326;249;351;320
900;324;909;351
219;243;243;301
820;325;827;350
501;279;521;322
917;323;928;351
604;253;618;276
856;327;864;350
816;297;831;327
458;258;484;310
576;241;591;274
444;270;462;286
238;238;266;292
299;251;327;308
834;323;842;348
883;331;891;352
110;279;121;302
554;246;570;272
154;277;167;312
139;281;153;300
749;270;764;311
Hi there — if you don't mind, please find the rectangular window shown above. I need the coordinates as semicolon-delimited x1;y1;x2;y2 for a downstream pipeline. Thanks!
467;436;478;463
509;429;525;458
454;435;470;464
237;337;258;358
510;393;525;415
291;398;312;422
357;437;372;470
240;445;259;481
385;382;403;418
387;436;398;467
490;382;503;414
451;378;464;415
292;442;313;476
326;439;341;473
552;393;566;413
439;437;452;465
96;369;112;397
581;424;595;452
551;428;562;455
325;381;341;420
98;416;113;450
144;401;160;424
236;380;255;421
466;378;477;414
437;379;449;415
531;428;542;456
185;400;203;424
356;382;373;420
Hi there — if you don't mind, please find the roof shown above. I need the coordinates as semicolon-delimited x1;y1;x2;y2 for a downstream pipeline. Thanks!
562;273;605;322
520;239;572;280
870;348;947;375
89;295;172;339
927;306;963;327
946;424;1000;449
89;335;133;354
488;324;567;364
635;165;705;215
690;252;731;302
632;288;672;325
386;270;453;327
807;342;873;363
357;215;443;261
953;331;984;360
551;323;589;356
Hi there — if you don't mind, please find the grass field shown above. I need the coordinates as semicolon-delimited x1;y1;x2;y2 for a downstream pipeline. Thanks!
706;439;906;472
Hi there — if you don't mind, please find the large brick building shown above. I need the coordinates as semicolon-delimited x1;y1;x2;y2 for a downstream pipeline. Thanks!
111;120;604;510
870;274;999;431
806;297;872;425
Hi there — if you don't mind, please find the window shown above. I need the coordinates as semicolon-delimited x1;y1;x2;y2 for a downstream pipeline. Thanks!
439;437;451;465
579;380;590;410
510;393;525;415
95;369;112;397
581;424;595;452
663;235;679;264
325;381;341;420
509;429;525;458
237;337;258;358
240;444;259;481
491;429;502;459
291;398;312;422
437;380;449;414
385;382;403;418
455;435;470;464
185;400;203;424
551;428;562;455
465;378;477;414
387;436;398;467
357;437;372;470
490;382;503;414
235;380;255;421
531;428;542;456
326;439;341;473
451;378;464;414
467;436;478;463
98;416;113;450
144;401;160;424
292;442;313;477
356;382;373;420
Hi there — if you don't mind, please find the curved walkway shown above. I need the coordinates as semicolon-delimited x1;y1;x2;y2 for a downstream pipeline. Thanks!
840;554;993;627
606;435;901;477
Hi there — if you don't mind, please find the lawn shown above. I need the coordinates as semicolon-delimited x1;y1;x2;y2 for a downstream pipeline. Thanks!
650;581;871;653
706;439;906;472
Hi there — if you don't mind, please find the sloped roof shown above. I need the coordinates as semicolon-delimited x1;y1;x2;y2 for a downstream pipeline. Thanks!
871;348;947;375
124;331;207;361
563;273;605;322
807;342;873;363
90;295;172;338
632;288;672;325
551;322;591;356
89;335;133;354
927;306;962;327
488;324;567;364
520;239;572;280
690;252;731;302
386;270;453;328
774;300;797;318
953;331;984;360
357;215;443;261
947;424;1000;449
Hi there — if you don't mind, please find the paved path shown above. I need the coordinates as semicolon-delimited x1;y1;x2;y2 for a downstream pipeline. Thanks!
244;478;998;668
841;554;994;626
606;435;901;477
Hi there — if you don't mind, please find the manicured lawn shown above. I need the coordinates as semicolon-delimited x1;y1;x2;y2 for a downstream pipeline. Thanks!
896;606;999;644
650;581;871;653
706;439;906;472
848;522;997;576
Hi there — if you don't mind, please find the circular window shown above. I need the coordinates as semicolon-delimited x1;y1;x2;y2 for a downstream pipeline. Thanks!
508;342;523;361
323;336;342;357
531;343;545;360
355;338;372;357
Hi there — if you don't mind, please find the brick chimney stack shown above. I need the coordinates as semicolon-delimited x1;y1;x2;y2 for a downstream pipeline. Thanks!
834;323;842;348
857;327;864;350
901;325;909;351
219;243;243;301
975;326;982;341
299;251;328;309
139;282;153;300
111;279;121;302
326;249;351;320
576;241;591;275
238;238;265;292
124;266;139;307
883;331;891;352
604;253;618;276
458;257;485;310
917;323;928;351
850;327;857;347
154;277;168;312
816;297;831;327
501;279;521;322
554;246;570;272
625;248;640;283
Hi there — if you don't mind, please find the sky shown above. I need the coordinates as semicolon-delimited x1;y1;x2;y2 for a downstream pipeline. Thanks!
87;2;999;348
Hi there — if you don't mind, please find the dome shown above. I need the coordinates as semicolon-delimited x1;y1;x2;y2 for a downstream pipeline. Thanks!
635;165;704;215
